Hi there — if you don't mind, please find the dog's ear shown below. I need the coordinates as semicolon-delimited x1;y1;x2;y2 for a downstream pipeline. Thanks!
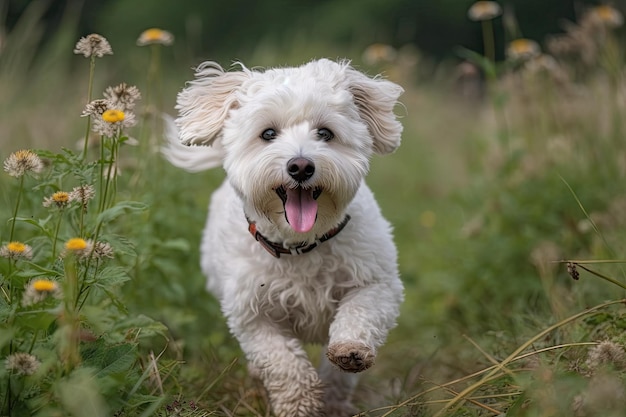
346;68;404;155
176;61;249;146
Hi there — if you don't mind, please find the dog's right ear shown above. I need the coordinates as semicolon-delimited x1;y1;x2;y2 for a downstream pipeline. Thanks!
176;61;249;147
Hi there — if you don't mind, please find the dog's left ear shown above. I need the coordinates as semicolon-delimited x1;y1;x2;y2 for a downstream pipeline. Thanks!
346;68;404;155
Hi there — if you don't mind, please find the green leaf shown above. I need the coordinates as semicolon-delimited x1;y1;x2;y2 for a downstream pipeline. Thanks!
0;327;15;350
112;314;168;339
13;215;53;236
96;201;148;224
14;309;56;331
56;368;109;417
82;341;137;379
94;265;130;287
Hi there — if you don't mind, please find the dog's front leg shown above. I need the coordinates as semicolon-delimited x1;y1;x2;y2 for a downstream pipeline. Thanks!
235;320;325;417
326;281;402;373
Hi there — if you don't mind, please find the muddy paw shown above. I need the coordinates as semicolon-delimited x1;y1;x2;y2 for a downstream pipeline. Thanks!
326;342;375;373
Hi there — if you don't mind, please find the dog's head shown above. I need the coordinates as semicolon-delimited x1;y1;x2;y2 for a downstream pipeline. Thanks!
172;59;403;240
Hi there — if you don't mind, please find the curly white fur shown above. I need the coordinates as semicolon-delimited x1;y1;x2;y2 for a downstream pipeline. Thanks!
164;59;404;417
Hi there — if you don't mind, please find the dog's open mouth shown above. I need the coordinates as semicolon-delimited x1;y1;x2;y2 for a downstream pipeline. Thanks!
275;186;322;233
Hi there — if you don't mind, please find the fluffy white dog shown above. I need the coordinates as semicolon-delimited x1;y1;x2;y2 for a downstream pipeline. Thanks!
164;59;404;417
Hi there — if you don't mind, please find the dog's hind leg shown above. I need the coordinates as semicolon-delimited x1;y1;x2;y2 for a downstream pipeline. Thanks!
318;351;360;417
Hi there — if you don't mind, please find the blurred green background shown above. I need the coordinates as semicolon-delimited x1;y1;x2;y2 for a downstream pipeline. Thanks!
4;0;581;64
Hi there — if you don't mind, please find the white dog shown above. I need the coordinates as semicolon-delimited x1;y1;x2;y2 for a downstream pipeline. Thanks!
164;59;404;417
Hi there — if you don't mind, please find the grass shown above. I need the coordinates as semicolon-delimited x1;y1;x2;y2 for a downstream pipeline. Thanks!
2;2;626;416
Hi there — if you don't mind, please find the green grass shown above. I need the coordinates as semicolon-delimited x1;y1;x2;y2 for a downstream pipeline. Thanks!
2;4;626;416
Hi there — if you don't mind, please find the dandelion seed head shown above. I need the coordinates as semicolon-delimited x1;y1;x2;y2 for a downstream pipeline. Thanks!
3;149;44;177
586;341;626;372
0;242;33;260
137;28;174;46
73;34;113;58
5;352;40;376
92;241;114;260
81;99;110;118
467;1;502;21
69;184;96;208
104;83;141;111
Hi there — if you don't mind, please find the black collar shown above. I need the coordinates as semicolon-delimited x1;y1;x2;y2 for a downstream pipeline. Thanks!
247;215;351;258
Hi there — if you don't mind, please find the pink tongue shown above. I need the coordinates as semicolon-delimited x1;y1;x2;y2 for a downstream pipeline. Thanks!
285;188;318;233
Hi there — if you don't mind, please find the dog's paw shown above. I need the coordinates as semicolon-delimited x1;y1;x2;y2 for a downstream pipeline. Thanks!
326;342;375;373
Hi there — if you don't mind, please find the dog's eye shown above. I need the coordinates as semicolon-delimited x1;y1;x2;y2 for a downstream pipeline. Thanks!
260;128;278;141
317;128;334;142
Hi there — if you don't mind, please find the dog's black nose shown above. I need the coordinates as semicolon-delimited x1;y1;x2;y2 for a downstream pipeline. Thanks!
287;157;315;182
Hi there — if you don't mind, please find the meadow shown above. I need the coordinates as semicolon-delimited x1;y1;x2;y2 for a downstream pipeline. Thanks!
1;3;626;416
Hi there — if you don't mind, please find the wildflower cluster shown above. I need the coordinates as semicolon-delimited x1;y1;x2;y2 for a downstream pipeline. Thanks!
81;82;140;137
1;32;167;416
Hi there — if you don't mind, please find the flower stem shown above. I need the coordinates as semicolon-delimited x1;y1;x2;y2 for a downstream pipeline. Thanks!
51;213;63;260
9;176;25;243
81;56;97;160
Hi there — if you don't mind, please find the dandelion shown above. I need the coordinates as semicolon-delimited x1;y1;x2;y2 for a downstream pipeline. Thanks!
3;149;44;177
590;4;624;28
137;28;174;46
0;241;33;260
103;83;141;111
43;191;72;208
73;33;113;58
22;278;62;306
5;352;40;376
507;38;541;61
467;1;502;21
69;184;96;208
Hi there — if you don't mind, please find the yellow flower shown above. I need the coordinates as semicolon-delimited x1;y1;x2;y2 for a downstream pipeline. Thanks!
43;191;72;208
362;43;397;66
591;5;624;28
467;1;502;21
32;279;57;292
7;242;26;253
137;28;174;46
65;238;88;251
0;241;33;260
22;279;62;306
102;109;125;123
507;38;541;61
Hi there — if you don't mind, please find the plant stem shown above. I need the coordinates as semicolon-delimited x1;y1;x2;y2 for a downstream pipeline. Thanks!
9;176;25;243
81;56;96;160
481;19;496;63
